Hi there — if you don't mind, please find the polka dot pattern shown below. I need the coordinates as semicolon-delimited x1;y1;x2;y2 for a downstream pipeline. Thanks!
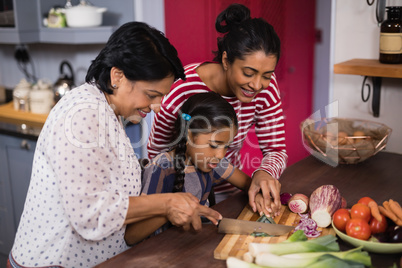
11;84;140;267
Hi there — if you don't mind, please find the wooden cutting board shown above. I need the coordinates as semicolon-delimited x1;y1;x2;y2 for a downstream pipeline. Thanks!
214;205;336;260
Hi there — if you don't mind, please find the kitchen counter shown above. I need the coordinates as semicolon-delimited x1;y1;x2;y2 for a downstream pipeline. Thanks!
95;151;402;268
0;102;47;139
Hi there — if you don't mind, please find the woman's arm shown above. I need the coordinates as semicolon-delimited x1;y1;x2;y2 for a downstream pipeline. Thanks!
124;192;222;244
250;75;287;217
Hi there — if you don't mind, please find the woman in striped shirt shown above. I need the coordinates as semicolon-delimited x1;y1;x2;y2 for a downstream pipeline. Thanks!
147;4;287;217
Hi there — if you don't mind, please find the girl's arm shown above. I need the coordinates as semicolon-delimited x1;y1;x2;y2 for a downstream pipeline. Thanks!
226;167;252;191
125;216;167;245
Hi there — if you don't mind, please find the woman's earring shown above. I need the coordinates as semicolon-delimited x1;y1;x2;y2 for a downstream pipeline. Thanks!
112;84;117;88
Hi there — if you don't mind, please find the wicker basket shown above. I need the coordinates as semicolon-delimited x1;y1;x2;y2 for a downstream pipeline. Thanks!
300;118;392;165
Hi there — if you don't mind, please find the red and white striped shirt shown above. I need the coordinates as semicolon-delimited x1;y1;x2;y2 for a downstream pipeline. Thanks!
147;62;288;193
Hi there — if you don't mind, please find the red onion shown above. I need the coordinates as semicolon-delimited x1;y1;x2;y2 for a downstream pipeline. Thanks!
294;213;322;238
280;192;293;205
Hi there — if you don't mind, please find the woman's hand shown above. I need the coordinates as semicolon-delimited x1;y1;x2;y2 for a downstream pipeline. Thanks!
165;192;222;231
248;170;281;217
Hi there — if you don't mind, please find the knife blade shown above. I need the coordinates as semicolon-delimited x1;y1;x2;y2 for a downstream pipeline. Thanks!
218;218;294;236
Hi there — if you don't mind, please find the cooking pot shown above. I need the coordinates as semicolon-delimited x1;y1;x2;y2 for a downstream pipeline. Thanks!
63;2;107;28
53;61;75;103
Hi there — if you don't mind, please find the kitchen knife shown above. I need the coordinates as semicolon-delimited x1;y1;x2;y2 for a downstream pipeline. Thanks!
218;218;295;236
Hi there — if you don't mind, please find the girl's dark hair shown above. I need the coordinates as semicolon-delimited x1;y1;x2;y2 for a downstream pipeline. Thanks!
171;92;238;193
86;21;185;94
213;3;281;64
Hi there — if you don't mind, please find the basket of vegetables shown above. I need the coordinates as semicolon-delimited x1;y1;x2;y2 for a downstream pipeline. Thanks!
300;117;392;165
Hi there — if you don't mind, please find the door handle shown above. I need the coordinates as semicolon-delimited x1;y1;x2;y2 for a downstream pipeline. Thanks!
20;140;31;150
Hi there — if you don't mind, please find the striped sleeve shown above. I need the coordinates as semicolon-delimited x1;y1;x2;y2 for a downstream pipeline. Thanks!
253;75;288;179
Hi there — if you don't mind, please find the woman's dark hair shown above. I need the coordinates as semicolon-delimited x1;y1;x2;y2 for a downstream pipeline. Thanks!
171;92;238;193
213;3;281;64
86;21;185;94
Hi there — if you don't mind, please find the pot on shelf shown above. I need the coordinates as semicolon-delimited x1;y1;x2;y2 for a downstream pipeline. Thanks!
53;61;75;103
63;1;107;28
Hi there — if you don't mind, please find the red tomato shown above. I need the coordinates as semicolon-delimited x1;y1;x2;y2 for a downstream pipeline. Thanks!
333;208;351;232
369;214;388;234
350;203;371;222
346;218;371;240
357;196;375;206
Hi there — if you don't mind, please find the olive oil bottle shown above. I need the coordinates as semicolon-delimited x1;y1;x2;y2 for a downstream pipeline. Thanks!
379;6;402;64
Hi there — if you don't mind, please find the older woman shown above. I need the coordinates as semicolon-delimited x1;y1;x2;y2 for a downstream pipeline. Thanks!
8;22;221;268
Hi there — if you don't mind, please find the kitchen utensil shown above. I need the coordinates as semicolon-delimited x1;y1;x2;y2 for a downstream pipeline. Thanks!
63;1;107;28
218;218;294;236
13;78;31;111
53;61;75;103
214;205;336;260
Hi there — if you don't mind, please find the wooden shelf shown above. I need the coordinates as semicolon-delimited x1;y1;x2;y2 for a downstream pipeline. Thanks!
333;58;402;118
334;58;402;78
0;102;47;128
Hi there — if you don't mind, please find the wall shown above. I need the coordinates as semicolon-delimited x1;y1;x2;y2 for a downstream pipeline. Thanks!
332;0;402;155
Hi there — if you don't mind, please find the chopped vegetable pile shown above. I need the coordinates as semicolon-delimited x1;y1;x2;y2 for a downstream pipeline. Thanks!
295;213;321;238
250;214;276;237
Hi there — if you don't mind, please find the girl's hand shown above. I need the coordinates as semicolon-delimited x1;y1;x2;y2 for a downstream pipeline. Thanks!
254;193;269;216
248;170;281;217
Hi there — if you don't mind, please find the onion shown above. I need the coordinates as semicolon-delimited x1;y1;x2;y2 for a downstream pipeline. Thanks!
280;192;292;205
294;213;322;238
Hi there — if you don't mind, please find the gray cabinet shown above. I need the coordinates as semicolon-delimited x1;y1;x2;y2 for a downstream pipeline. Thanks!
0;0;136;44
0;134;36;262
0;1;39;44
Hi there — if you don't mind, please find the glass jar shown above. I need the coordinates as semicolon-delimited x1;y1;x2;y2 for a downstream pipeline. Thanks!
379;6;402;64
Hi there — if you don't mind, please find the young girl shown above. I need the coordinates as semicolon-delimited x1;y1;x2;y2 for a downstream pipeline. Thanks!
124;92;264;245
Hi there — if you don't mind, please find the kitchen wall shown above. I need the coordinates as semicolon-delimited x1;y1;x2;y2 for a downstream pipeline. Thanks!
332;0;402;155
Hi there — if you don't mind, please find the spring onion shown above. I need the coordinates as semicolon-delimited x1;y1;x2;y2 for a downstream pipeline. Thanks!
249;234;339;257
255;247;371;267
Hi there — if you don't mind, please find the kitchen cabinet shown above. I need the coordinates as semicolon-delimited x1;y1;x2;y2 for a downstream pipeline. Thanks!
0;133;36;262
0;0;136;44
0;1;39;44
334;58;402;117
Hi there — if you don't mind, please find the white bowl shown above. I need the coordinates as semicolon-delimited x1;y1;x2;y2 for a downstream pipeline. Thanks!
64;5;107;28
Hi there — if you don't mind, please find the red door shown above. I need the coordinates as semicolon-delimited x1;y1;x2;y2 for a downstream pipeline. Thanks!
164;0;315;174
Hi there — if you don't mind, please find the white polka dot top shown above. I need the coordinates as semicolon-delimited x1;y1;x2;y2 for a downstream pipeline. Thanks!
11;83;141;267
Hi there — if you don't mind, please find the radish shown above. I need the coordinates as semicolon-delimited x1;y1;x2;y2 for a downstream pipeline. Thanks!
288;194;309;213
309;185;342;228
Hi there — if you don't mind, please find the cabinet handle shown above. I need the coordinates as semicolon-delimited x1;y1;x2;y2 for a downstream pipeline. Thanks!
20;140;31;150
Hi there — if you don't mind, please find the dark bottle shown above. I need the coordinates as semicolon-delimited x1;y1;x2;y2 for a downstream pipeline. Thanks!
380;6;402;64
